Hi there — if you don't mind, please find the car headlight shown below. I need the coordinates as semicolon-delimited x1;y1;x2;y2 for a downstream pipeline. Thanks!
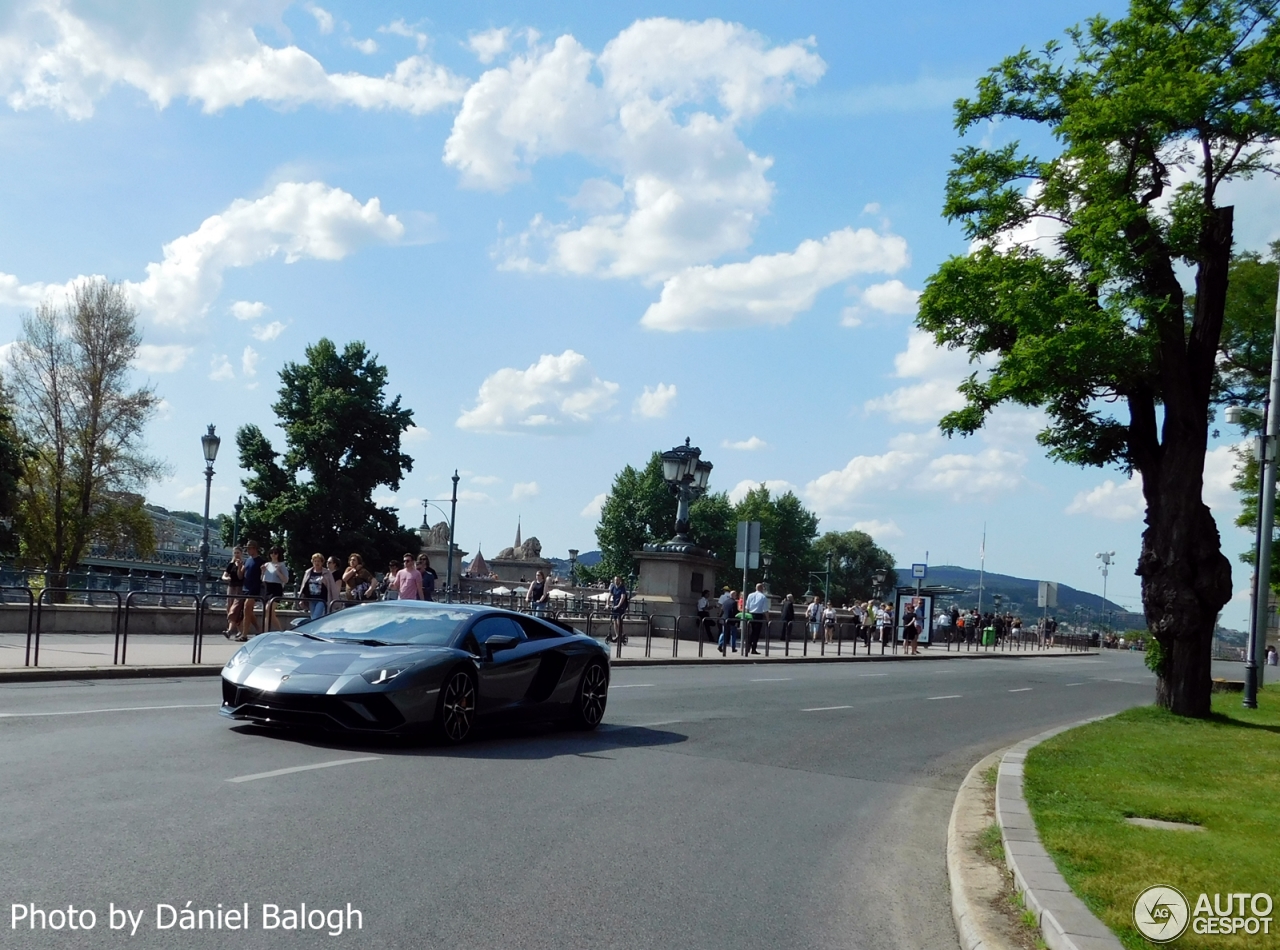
225;648;251;670
361;662;417;685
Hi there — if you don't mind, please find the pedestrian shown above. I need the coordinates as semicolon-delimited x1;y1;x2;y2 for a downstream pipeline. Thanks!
806;595;823;642
718;588;739;654
239;540;263;641
262;546;290;631
343;553;374;601
936;607;951;644
822;601;838;644
417;554;438;601
1266;644;1278;666
745;582;769;655
222;546;244;637
608;575;629;643
379;560;399;599
297;553;338;621
393;553;423;602
902;601;920;655
697;589;713;642
779;593;796;642
527;570;550;615
878;602;894;646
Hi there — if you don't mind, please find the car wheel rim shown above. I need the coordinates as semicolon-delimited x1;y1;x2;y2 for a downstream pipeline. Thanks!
442;672;474;740
581;664;607;725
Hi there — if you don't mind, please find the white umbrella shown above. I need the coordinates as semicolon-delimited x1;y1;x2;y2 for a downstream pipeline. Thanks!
588;591;611;602
548;588;572;599
489;586;512;595
514;586;529;595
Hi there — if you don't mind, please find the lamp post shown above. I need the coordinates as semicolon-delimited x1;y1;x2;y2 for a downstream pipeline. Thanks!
447;470;459;603
761;551;773;594
1095;550;1115;635
197;425;221;599
231;495;243;548
568;548;579;587
656;438;713;548
806;552;834;603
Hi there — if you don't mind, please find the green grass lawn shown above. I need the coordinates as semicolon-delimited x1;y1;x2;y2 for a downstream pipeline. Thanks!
1024;686;1280;949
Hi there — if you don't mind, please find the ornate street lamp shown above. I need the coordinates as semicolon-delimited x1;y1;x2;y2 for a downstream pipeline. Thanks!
646;438;714;554
231;495;243;548
198;425;220;598
872;567;887;602
568;548;579;586
761;551;773;593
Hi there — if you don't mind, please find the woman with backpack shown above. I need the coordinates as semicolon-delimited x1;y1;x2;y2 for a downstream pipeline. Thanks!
297;553;339;621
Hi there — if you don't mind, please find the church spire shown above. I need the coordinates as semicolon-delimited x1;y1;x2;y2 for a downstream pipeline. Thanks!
514;516;522;549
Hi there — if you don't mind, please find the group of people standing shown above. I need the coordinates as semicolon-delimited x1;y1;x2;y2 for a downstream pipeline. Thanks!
221;544;439;640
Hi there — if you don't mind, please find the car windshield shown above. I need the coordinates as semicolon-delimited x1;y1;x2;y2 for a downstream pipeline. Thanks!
302;605;472;646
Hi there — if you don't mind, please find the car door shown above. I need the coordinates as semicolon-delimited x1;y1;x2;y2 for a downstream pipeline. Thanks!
470;615;541;715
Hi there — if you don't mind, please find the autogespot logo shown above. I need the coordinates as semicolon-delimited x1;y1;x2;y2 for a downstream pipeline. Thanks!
1133;885;1190;943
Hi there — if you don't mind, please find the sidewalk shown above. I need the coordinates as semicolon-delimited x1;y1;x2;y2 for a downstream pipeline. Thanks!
0;630;1094;682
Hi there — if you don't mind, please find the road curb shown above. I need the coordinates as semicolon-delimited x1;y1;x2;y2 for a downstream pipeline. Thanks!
947;748;1010;950
0;648;1098;682
996;719;1123;950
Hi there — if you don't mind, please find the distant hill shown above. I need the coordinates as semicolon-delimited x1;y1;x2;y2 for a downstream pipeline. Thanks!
900;564;1146;630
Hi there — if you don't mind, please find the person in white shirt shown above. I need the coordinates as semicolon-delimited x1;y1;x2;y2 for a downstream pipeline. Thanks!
806;596;823;642
745;583;769;655
822;603;838;644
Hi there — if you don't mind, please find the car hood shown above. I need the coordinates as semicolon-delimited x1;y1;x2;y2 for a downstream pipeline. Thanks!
225;633;453;692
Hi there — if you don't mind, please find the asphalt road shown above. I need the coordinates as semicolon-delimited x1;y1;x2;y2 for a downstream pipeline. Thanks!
0;651;1157;950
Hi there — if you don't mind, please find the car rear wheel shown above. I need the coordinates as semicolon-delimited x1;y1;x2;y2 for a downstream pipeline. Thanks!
569;661;608;730
436;669;476;744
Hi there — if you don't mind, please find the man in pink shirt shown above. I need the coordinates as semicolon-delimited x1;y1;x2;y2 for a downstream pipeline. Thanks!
394;554;423;601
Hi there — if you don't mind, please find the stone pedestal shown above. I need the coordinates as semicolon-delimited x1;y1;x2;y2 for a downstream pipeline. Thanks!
416;525;465;588
487;556;554;584
633;549;720;619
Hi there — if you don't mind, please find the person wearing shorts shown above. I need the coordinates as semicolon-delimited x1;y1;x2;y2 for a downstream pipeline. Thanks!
262;546;289;631
239;541;263;641
608;575;629;642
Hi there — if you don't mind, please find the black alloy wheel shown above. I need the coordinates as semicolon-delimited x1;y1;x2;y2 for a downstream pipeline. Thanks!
571;661;608;730
436;670;476;744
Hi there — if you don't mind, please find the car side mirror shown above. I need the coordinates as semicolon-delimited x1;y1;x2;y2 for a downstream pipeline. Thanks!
484;634;518;659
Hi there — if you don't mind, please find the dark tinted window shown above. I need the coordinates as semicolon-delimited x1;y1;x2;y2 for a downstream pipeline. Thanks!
303;604;471;645
470;616;526;645
515;615;565;640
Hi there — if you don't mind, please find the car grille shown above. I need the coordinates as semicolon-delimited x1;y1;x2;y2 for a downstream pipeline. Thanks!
222;679;405;731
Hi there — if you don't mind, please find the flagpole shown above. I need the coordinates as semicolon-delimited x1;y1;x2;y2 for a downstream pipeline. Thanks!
977;524;986;616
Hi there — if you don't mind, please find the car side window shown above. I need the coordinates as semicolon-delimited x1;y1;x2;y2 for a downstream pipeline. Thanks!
514;615;564;640
470;616;526;646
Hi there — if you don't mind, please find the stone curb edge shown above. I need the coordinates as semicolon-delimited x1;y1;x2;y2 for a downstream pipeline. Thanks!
0;649;1097;682
996;717;1123;950
947;747;1009;950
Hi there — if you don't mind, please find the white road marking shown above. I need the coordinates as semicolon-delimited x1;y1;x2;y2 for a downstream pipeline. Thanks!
859;673;888;677
227;756;381;784
611;683;655;689
928;695;962;701
633;719;683;727
1009;688;1033;693
802;705;853;712
750;677;792;682
1065;682;1085;687
0;703;219;719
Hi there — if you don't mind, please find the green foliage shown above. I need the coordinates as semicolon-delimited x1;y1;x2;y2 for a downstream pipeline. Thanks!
592;452;821;594
918;0;1280;714
0;383;28;555
233;338;419;571
811;530;898;605
8;279;164;577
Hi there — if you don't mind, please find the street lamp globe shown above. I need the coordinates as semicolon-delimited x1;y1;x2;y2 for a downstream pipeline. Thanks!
201;424;221;464
648;438;714;554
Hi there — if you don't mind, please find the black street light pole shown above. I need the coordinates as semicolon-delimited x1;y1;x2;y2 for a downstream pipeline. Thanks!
568;548;579;587
197;425;221;599
231;495;243;547
446;470;459;603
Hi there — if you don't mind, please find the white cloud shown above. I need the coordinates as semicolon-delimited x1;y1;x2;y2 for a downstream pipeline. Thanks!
231;300;268;320
132;343;193;373
250;320;287;342
241;345;259;378
0;2;467;119
457;489;494;505
860;279;920;315
581;492;607;518
864;329;972;424
456;350;619;433
641;227;910;331
914;448;1026;498
467;28;511;64
853;518;903;540
1203;444;1242;515
723;436;767;451
805;447;923;513
565;178;624;212
634;382;677;418
304;4;335;35
347;37;378;56
209;353;234;382
380;20;429;51
470;474;501;486
449;19;825;283
728;478;797;505
1066;477;1144;521
403;425;431;444
839;306;863;328
511;481;540;501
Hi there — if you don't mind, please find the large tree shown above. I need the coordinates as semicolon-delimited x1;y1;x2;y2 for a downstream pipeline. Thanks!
233;339;419;570
7;280;162;581
732;485;820;597
916;0;1280;716
811;531;898;606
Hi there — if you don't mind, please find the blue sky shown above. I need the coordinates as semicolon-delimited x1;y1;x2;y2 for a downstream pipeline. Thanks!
0;0;1268;625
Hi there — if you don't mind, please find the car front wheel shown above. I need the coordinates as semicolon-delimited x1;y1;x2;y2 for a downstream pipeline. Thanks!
569;661;608;730
436;669;477;744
